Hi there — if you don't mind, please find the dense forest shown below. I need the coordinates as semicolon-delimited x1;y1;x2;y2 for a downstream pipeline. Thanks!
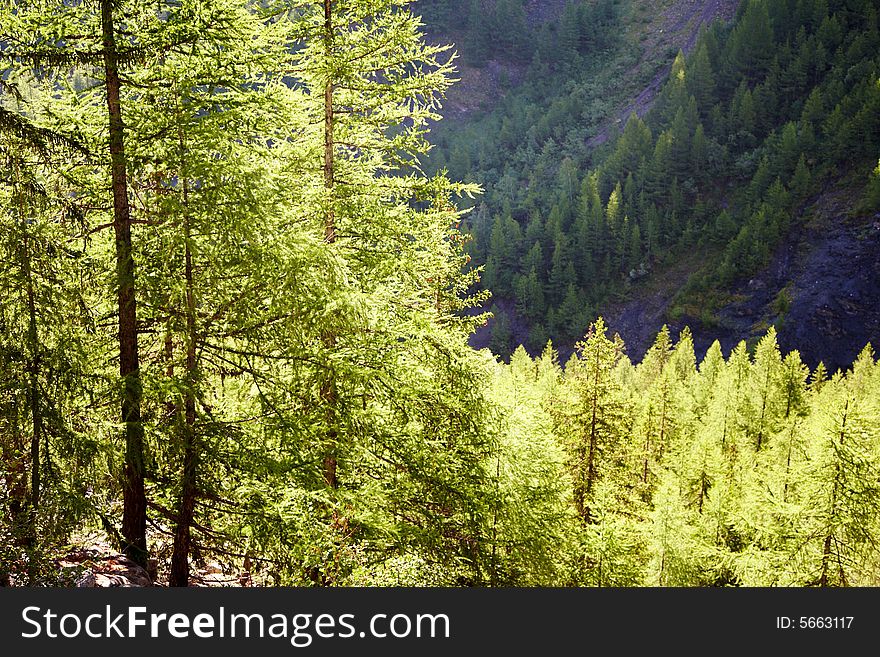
426;0;880;360
1;0;879;588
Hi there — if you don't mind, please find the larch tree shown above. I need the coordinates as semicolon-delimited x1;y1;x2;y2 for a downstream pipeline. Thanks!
556;317;626;525
1;0;168;567
749;327;784;452
229;0;497;585
632;326;676;493
553;318;644;586
0;75;103;582
796;347;880;586
116;0;300;586
482;346;573;586
737;349;810;585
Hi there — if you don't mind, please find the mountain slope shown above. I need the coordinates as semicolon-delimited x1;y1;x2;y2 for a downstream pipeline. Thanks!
421;0;880;368
604;183;880;372
589;0;740;146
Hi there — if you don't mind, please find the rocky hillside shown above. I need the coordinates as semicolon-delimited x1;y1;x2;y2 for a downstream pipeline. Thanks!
604;186;880;372
431;0;739;122
425;0;880;369
590;0;740;145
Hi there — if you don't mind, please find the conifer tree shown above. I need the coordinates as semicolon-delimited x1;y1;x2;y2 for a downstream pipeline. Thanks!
0;0;168;566
0;101;98;580
750;328;784;451
795;347;880;586
483;347;573;585
555;318;626;525
254;0;494;584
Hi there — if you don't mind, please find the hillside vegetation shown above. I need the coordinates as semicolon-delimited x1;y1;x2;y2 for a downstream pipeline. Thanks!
426;0;880;367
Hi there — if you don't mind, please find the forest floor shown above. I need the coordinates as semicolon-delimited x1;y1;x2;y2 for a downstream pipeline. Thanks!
52;532;254;587
55;539;153;587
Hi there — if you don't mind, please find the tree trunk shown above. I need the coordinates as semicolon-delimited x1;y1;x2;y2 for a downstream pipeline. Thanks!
658;389;667;462
323;0;336;246
102;0;147;568
783;422;796;503
22;224;40;562
756;367;771;451
11;161;40;557
26;277;40;519
574;444;586;520
318;0;342;586
169;169;198;587
322;0;338;495
697;472;707;514
583;342;601;524
1;398;29;549
819;533;832;587
820;401;848;587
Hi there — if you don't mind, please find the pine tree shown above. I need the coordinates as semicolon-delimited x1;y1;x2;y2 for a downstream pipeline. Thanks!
731;0;775;81
687;42;717;115
464;0;491;63
118;0;301;586
635;328;679;483
274;0;494;584
790;153;812;202
557;2;581;67
751;328;784;451
690;123;709;176
660;51;689;126
484;348;574;585
647;475;705;585
769;350;810;507
515;269;546;322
